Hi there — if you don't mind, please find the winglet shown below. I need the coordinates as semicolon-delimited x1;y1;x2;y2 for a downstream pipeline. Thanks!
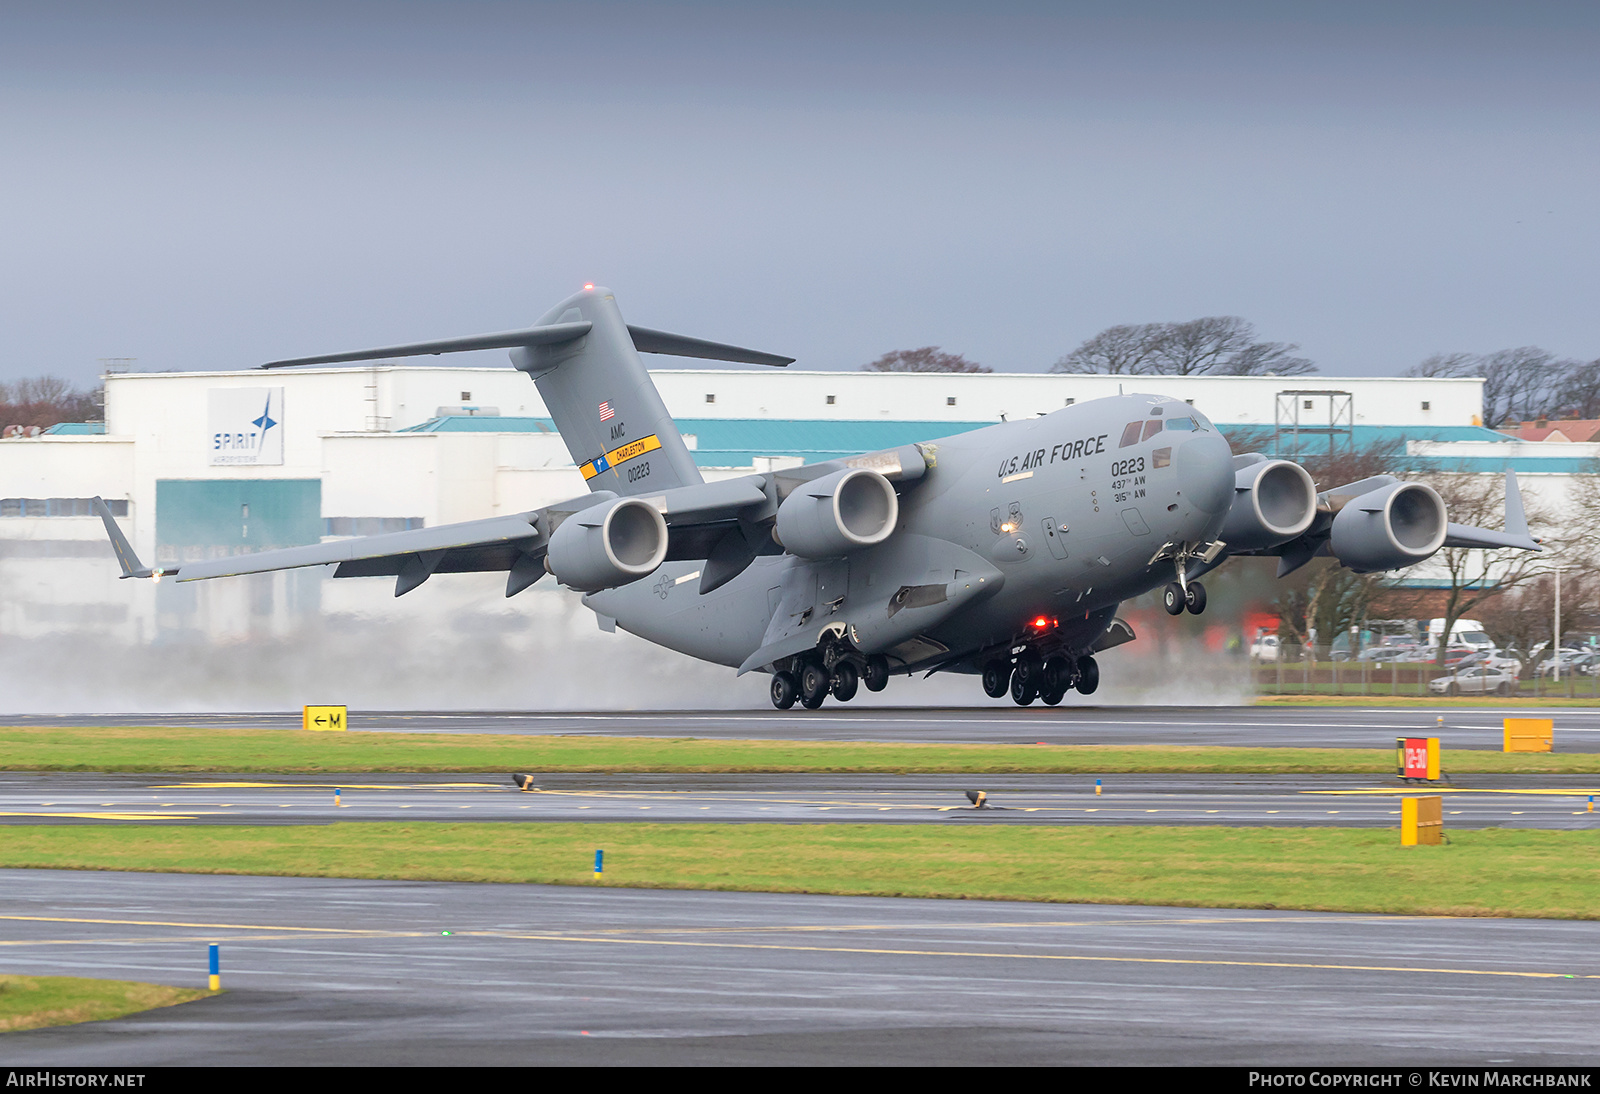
1504;469;1531;540
93;497;165;579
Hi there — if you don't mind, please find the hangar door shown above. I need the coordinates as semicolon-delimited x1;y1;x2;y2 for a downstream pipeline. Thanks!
155;479;322;565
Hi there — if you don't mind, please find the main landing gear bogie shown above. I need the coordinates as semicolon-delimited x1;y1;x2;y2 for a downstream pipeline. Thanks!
984;652;1100;705
1163;580;1207;616
772;651;890;709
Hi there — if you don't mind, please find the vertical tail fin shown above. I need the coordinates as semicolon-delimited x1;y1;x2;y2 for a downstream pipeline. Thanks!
512;288;706;495
261;285;792;498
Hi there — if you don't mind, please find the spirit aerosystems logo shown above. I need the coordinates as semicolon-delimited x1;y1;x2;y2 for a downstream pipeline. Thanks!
208;387;285;466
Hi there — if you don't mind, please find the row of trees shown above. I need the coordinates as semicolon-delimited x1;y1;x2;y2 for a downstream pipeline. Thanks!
0;377;102;432
863;324;1598;429
1407;350;1600;427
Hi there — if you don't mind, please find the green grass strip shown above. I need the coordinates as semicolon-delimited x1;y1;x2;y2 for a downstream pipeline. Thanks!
0;974;211;1033
5;725;1600;774
1256;696;1600;708
5;823;1599;920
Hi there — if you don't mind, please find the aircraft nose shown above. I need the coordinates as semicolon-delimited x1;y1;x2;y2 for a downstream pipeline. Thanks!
1176;433;1234;514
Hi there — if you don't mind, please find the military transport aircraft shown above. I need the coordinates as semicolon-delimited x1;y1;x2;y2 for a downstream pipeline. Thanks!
95;286;1540;709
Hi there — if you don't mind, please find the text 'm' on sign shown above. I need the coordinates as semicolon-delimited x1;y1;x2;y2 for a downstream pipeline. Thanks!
303;705;348;732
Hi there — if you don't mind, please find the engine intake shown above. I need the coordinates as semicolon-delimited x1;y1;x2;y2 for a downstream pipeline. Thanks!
546;497;668;592
1220;459;1317;550
774;468;898;558
1329;481;1447;573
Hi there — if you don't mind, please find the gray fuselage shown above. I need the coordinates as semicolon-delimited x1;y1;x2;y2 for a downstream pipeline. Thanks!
586;392;1236;673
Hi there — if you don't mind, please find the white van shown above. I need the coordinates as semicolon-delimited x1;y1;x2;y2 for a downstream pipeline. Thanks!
1427;619;1494;651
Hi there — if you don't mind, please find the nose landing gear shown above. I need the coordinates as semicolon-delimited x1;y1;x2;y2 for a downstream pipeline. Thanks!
1163;580;1207;616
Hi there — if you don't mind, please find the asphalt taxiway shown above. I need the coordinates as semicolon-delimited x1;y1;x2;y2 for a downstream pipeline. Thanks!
2;870;1597;1066
10;705;1600;749
2;772;1598;830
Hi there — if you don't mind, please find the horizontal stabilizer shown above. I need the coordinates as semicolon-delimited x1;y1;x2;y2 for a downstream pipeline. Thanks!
259;322;593;369
626;326;793;367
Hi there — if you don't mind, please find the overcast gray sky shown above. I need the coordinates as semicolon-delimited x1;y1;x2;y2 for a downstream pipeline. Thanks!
2;1;1596;388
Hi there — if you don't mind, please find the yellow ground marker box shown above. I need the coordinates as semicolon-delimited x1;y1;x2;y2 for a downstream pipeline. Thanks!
1503;718;1553;753
303;705;348;732
1401;796;1443;846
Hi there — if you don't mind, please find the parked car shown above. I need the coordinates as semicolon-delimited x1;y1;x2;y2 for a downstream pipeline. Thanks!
1452;650;1524;677
1250;635;1281;663
1428;665;1518;696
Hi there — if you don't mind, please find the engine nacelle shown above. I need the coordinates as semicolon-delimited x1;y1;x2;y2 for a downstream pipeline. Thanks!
546;497;668;592
1220;459;1317;550
774;468;898;558
1329;481;1447;572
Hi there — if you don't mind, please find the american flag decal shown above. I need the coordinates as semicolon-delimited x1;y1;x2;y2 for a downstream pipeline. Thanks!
598;401;615;421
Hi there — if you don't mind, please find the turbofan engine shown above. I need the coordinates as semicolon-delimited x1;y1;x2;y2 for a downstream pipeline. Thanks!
774;468;899;558
1328;481;1447;572
546;497;669;592
1220;459;1317;550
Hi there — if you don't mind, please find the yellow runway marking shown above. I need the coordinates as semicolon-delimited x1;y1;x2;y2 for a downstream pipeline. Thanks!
10;913;1581;981
0;914;422;934
473;931;1600;982
1308;787;1600;797
0;811;212;821
153;782;503;791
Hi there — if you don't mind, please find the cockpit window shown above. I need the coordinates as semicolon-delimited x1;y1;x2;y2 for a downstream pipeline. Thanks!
1119;422;1143;448
1140;419;1163;442
1165;417;1195;432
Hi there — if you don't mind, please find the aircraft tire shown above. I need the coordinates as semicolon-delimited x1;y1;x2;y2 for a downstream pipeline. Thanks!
863;655;890;692
1041;681;1068;705
982;660;1011;698
1010;674;1038;705
1043;656;1070;695
1162;583;1185;616
800;662;830;707
831;662;860;702
1185;582;1207;615
1075;655;1100;695
770;672;798;710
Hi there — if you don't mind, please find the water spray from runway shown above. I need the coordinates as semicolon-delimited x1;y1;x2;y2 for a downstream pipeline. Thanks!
0;570;1254;714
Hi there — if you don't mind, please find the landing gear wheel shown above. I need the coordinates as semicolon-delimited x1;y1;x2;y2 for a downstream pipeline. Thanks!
770;672;798;710
863;655;890;693
1184;581;1207;615
1075;655;1100;695
1162;582;1185;616
1041;656;1070;705
800;662;830;708
982;660;1012;699
830;661;859;702
1011;657;1042;706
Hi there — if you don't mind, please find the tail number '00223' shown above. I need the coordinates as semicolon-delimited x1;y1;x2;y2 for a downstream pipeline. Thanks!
627;461;651;483
1110;457;1145;478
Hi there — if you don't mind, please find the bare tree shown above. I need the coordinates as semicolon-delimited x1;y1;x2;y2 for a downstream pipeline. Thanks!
1051;324;1161;375
861;347;991;373
0;376;103;432
1052;316;1314;377
1553;360;1600;420
1407;348;1570;427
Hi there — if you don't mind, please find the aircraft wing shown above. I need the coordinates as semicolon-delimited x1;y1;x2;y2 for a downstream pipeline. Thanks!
93;441;936;598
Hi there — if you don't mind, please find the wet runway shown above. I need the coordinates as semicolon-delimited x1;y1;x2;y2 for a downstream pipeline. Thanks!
10;705;1600;750
3;772;1598;830
2;870;1597;1066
